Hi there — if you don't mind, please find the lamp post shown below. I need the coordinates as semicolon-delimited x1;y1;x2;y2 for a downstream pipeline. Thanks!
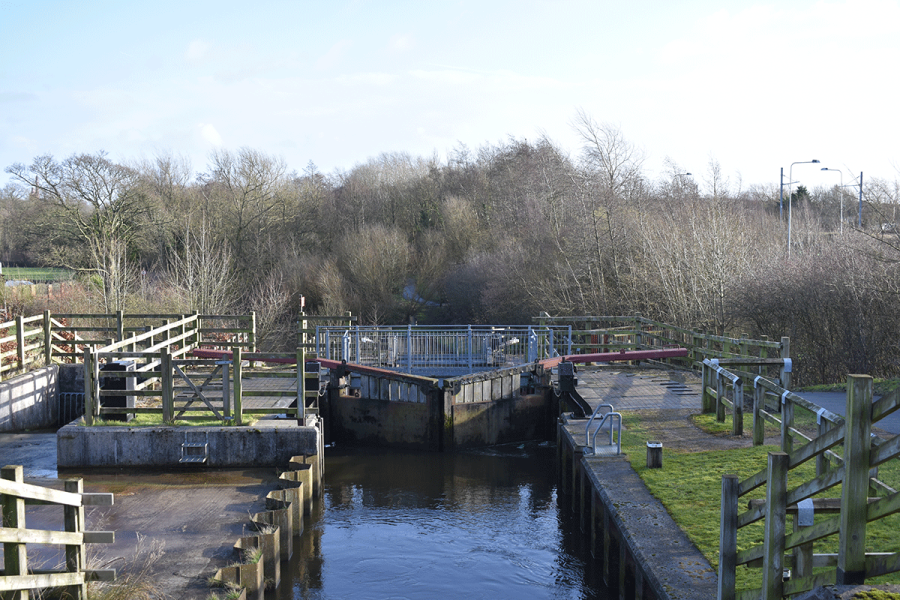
788;159;820;257
821;167;844;235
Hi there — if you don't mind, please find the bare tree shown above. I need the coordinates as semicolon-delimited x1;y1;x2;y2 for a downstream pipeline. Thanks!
6;152;148;312
164;217;235;314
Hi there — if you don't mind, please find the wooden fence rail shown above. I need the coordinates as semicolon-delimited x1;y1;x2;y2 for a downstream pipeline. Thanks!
0;465;115;599
717;372;900;599
533;314;785;373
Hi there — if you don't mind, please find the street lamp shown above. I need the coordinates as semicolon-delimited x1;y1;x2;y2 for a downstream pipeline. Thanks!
821;167;844;235
788;159;820;257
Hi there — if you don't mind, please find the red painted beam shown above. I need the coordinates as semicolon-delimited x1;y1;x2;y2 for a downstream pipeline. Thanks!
540;348;689;369
191;349;438;381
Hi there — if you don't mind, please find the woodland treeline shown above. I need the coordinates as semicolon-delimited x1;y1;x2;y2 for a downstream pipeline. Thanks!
2;112;900;385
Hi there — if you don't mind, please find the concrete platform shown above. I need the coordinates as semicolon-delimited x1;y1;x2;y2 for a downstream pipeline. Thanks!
1;427;307;599
57;419;319;468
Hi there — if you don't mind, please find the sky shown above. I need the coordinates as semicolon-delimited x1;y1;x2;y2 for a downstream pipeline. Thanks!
1;0;899;193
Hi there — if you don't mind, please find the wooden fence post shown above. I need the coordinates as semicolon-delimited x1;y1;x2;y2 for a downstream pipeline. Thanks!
233;346;243;426
732;379;744;436
753;379;765;446
2;465;29;600
249;311;257;368
701;362;714;413
816;417;832;476
718;474;739;600
716;372;726;423
116;310;124;344
84;347;95;426
762;452;788;600
780;337;791;390
161;349;173;423
64;478;87;600
44;310;52;366
837;374;873;585
16;314;25;370
781;393;794;455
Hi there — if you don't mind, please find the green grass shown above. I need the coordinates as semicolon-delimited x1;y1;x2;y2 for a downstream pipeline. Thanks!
88;412;241;427
621;412;900;593
2;266;74;282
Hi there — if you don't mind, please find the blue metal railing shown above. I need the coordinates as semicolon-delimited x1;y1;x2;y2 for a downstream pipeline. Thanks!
315;325;572;376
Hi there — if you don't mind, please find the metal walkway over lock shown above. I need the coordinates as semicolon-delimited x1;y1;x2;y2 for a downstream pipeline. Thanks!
314;324;573;376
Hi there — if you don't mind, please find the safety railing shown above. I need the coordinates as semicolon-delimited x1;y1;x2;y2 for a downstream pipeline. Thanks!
584;403;622;455
0;466;115;599
534;313;787;373
717;371;900;599
315;325;572;376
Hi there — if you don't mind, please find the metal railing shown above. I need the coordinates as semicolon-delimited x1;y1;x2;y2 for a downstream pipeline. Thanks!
314;325;572;376
584;403;622;455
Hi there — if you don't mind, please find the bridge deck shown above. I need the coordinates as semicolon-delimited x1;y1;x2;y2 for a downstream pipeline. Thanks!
575;366;701;413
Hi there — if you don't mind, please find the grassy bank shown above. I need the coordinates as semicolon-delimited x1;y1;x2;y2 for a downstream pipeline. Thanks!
620;412;900;592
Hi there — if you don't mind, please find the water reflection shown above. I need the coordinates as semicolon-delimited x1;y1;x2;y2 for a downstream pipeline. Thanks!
272;443;609;600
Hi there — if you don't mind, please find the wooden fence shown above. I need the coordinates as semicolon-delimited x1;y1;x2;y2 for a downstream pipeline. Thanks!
716;371;900;599
0;310;256;381
0;465;114;599
534;314;784;371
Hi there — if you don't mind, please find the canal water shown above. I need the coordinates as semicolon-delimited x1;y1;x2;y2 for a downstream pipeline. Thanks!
271;442;610;600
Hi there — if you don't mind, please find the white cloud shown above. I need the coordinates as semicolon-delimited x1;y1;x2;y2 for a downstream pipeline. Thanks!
199;123;223;146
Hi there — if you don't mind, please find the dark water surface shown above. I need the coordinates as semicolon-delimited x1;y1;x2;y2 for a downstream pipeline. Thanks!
271;442;610;600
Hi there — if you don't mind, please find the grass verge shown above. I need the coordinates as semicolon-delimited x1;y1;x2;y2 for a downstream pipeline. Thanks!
619;412;900;592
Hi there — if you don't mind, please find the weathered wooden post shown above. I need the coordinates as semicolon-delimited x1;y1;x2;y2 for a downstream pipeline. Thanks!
64;477;87;600
752;378;765;446
837;374;873;585
779;337;791;390
717;473;739;600
233;346;243;426
762;452;788;600
116;310;124;344
43;309;52;366
248;311;257;368
701;361;714;414
2;465;29;600
816;416;832;476
716;371;726;423
161;349;173;423
732;378;744;436
83;346;95;425
781;393;794;454
15;314;25;371
793;499;815;581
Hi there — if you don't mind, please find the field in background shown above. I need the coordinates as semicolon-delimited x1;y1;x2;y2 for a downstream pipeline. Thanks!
2;267;74;282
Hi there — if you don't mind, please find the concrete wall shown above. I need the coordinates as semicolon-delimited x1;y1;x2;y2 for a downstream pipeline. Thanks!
57;424;320;468
326;364;554;450
326;392;445;450
450;393;553;449
0;365;58;432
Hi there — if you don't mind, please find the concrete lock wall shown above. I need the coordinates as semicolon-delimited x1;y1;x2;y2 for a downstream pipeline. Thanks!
0;365;58;432
323;376;444;451
57;425;320;468
325;366;554;450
